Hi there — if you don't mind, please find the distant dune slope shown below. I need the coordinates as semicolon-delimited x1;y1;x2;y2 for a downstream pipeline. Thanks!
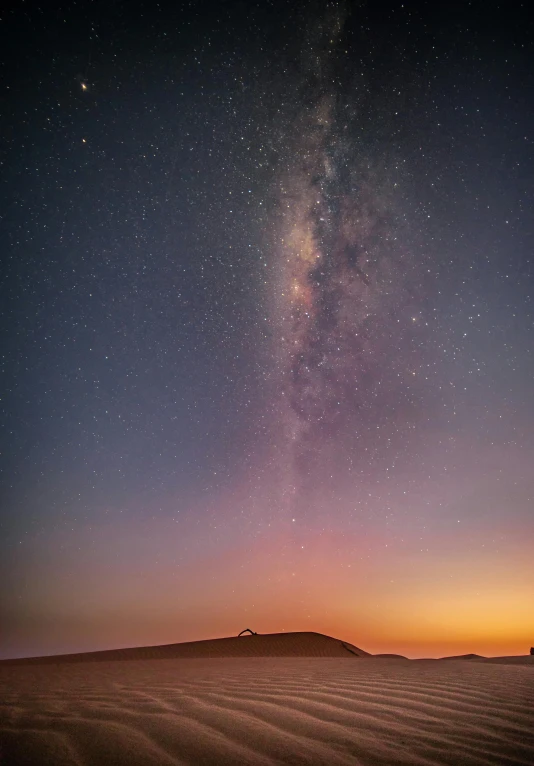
0;631;370;665
439;653;486;660
478;655;534;665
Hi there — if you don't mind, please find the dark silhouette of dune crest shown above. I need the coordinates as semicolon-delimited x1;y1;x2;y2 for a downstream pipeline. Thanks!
0;631;371;665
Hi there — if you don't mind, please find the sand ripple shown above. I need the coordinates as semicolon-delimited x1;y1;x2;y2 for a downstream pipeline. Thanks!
1;658;532;765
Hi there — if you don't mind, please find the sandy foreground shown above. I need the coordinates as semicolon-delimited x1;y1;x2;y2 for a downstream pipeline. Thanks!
0;638;533;765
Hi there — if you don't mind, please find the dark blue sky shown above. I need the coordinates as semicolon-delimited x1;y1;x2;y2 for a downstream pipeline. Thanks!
1;0;533;659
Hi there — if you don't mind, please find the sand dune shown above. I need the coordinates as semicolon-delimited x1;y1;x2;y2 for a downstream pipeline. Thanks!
433;655;534;666
477;655;534;666
0;632;369;665
1;652;533;765
439;653;486;661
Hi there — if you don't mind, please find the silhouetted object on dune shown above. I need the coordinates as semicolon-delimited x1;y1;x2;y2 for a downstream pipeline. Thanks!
238;628;258;636
530;647;534;655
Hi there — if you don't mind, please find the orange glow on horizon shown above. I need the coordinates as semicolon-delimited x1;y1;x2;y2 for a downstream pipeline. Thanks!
3;512;532;661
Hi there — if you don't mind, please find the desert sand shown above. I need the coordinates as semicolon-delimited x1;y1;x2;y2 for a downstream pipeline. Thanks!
1;632;532;765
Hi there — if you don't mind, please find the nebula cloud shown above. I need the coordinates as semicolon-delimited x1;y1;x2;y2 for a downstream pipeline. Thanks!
273;6;413;512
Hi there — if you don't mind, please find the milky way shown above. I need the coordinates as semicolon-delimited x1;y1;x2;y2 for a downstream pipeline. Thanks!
273;7;416;513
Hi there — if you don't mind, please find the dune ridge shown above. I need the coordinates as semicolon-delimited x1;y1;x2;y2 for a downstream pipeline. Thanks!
0;631;370;666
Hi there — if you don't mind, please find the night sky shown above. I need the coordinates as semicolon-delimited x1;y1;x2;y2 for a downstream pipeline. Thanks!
1;0;533;660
